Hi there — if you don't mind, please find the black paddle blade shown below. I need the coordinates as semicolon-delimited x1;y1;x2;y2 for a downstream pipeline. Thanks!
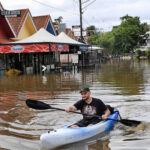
120;119;141;127
26;99;51;110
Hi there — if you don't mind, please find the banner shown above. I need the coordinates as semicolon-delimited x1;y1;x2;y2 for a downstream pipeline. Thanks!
0;44;69;53
51;44;69;52
0;44;49;53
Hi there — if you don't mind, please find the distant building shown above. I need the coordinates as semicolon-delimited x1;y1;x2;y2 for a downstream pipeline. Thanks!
58;23;66;34
139;31;150;51
72;25;87;43
53;23;66;35
66;28;74;39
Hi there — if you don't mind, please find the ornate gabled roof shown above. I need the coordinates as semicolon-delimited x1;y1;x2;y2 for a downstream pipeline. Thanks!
6;9;34;36
0;3;36;38
33;15;50;30
33;14;56;35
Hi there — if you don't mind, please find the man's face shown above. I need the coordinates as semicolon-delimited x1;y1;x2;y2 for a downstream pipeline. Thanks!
81;91;91;101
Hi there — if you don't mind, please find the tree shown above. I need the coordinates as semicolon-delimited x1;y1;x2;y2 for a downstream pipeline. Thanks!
87;15;149;55
86;25;96;36
86;25;96;31
54;16;63;24
98;32;115;54
112;15;149;54
88;33;99;45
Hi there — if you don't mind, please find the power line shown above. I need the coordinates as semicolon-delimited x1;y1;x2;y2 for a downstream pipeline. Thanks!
31;0;97;32
82;0;96;10
79;0;96;42
31;0;79;16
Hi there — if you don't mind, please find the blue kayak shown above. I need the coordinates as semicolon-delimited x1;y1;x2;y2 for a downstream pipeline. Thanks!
40;108;119;149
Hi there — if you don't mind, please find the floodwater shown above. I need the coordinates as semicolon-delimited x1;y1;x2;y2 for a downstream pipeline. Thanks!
0;59;150;150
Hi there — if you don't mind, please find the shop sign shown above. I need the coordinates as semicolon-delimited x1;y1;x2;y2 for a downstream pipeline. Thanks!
1;10;21;17
80;46;88;50
12;45;24;51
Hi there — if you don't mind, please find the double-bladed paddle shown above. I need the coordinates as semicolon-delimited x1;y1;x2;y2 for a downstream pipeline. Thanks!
26;99;141;127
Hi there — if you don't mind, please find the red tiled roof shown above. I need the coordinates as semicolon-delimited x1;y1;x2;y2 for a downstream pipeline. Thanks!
33;15;50;30
6;9;31;36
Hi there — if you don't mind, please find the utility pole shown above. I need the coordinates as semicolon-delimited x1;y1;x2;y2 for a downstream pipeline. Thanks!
78;0;96;43
79;0;83;43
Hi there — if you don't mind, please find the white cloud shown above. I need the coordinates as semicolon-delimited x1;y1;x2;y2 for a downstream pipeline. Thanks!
1;0;150;31
48;0;65;6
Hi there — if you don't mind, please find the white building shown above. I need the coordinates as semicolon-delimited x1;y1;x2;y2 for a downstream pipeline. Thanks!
72;25;87;42
140;31;150;51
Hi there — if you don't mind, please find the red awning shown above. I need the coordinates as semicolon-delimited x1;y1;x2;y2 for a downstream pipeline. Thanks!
0;44;49;53
0;44;69;53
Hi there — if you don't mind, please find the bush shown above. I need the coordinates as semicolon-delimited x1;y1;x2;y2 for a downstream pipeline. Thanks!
145;49;150;57
134;49;141;57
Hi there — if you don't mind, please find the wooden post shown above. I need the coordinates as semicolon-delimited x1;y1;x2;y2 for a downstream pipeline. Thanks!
49;43;51;72
68;50;69;70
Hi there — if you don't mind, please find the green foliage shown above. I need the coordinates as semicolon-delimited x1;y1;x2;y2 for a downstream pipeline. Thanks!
88;32;101;45
98;32;115;54
112;15;147;54
86;25;96;31
145;49;150;57
54;16;63;24
134;49;141;57
87;14;149;55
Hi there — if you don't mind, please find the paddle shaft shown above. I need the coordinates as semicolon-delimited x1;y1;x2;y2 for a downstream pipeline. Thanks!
50;106;119;122
50;106;141;126
26;99;141;127
50;106;100;116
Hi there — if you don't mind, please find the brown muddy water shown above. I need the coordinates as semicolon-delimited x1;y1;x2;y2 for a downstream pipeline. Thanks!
0;60;150;150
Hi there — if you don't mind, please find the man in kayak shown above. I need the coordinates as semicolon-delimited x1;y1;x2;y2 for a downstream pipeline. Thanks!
65;87;110;128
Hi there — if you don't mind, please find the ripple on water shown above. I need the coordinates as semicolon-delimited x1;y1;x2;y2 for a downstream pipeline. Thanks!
0;61;150;150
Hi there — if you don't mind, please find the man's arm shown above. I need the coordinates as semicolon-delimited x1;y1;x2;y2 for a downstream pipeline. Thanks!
65;106;77;112
102;108;110;119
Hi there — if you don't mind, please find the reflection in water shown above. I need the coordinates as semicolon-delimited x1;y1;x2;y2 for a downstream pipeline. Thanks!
97;61;144;95
0;61;150;150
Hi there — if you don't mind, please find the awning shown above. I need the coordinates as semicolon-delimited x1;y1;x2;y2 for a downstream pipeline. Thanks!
0;44;49;53
0;43;69;53
57;32;85;45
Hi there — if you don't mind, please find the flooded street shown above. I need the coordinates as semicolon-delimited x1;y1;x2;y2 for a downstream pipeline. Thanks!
0;60;150;150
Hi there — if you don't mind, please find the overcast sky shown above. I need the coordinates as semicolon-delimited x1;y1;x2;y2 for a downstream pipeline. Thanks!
1;0;150;31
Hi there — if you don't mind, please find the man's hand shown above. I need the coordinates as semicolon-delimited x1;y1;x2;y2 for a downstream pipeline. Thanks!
102;114;108;119
65;106;77;112
65;107;71;112
102;108;111;119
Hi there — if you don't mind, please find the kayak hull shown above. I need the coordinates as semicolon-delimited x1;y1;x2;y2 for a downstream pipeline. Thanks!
40;108;119;149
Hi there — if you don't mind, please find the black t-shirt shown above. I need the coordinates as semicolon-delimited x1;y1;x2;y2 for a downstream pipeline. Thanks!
74;98;107;120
